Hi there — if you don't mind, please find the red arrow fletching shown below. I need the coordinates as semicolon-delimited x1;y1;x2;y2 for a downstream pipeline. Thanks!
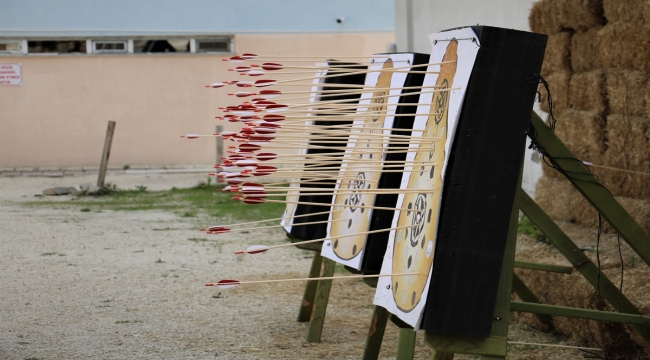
215;279;241;289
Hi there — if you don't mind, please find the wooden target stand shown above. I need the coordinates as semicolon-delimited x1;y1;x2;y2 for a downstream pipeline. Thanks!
293;111;650;359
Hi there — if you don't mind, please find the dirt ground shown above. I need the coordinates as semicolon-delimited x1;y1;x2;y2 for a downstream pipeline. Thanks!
0;173;593;359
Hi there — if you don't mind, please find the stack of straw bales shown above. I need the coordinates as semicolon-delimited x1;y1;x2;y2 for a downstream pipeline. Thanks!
525;1;650;357
530;0;650;234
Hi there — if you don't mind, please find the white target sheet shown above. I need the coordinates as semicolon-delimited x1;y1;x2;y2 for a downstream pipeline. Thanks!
373;28;480;330
321;53;417;270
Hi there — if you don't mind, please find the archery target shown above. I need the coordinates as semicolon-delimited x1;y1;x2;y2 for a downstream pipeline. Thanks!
374;27;480;330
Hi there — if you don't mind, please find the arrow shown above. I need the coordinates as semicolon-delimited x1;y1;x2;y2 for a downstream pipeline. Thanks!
206;272;421;289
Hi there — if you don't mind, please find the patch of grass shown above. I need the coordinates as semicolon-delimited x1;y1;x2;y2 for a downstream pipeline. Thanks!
41;252;57;256
517;216;546;243
100;299;113;303
188;237;209;243
135;185;147;192
115;320;142;324
133;249;144;253
80;208;91;212
123;165;130;170
155;258;165;263
152;227;176;231
23;182;286;221
57;253;66;257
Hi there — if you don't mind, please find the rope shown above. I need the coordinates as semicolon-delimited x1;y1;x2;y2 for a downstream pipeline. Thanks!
507;340;603;352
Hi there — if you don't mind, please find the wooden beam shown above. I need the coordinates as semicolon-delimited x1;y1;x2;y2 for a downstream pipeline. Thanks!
511;301;650;325
423;332;507;357
297;252;323;322
511;274;556;331
306;257;336;343
362;306;390;360
514;260;572;274
530;111;650;267
97;121;116;188
519;189;650;345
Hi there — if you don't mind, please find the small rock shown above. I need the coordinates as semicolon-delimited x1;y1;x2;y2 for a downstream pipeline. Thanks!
79;183;100;194
43;187;77;195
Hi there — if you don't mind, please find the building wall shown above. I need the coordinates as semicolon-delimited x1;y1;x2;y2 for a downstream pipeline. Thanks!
0;32;394;168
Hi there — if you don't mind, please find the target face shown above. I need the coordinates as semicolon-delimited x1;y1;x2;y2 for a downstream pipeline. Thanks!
391;40;458;313
328;59;394;261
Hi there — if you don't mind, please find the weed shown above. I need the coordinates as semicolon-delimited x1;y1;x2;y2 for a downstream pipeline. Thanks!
135;185;148;192
123;165;130;170
41;252;57;256
161;273;168;278
628;256;638;268
57;253;66;257
24;183;285;220
155;258;164;263
100;299;113;303
80;208;91;212
517;216;546;243
188;237;208;243
133;249;144;253
152;227;175;231
94;183;119;196
115;320;142;324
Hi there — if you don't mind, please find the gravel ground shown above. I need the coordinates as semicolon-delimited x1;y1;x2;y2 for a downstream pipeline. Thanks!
0;173;587;359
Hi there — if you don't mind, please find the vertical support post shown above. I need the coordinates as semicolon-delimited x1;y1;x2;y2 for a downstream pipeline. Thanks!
97;121;116;188
362;305;390;360
297;252;323;322
216;125;223;164
396;328;417;360
306;257;335;343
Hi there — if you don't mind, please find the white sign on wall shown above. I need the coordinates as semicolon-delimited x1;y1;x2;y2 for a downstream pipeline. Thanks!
0;64;22;86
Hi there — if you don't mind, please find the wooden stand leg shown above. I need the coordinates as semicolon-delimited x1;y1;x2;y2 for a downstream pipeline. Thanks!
297;252;323;322
396;328;416;360
306;257;335;343
362;305;390;360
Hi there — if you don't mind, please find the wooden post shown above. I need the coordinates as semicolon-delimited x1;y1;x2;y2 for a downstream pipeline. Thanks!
306;257;336;343
297;252;324;322
362;306;390;360
97;121;116;188
216;125;223;163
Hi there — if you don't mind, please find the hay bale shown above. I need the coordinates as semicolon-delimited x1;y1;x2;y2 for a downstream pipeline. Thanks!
569;70;606;112
600;23;650;72
539;71;571;113
554;109;606;161
606;69;647;116
530;0;562;34
530;0;605;34
604;0;646;25
535;176;580;222
606;114;650;163
556;0;606;31
541;32;572;75
594;148;650;201
573;194;650;234
571;27;603;72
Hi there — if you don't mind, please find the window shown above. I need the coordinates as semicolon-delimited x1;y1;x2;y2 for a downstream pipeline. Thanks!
134;39;191;53
0;41;22;54
28;40;86;54
93;41;127;53
196;38;232;53
0;37;234;55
